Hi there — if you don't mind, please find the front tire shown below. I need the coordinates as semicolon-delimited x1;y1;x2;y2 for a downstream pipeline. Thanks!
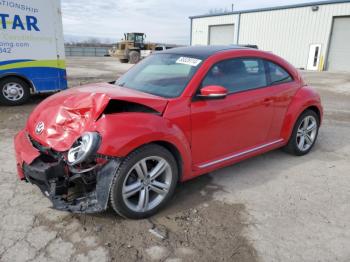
283;110;319;156
0;77;30;106
110;144;178;219
128;51;140;64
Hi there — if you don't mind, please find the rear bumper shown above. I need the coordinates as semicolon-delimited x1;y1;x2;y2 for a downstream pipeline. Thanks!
14;130;121;213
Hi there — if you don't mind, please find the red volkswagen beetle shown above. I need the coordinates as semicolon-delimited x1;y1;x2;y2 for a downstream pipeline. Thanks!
14;46;322;218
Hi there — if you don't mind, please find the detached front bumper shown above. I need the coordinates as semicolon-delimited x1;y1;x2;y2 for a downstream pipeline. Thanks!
14;130;121;213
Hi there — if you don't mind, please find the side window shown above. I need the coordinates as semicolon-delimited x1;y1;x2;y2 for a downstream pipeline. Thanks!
202;58;267;93
267;61;293;85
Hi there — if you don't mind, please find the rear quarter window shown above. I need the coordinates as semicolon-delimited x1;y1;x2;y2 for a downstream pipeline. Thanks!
267;61;293;85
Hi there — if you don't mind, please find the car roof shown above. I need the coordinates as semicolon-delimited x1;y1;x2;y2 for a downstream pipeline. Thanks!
160;45;248;59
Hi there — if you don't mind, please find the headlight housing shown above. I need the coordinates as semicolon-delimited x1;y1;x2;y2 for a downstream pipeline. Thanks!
67;132;101;166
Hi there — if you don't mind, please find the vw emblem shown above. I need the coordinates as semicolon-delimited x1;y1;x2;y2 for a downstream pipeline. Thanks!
35;121;45;135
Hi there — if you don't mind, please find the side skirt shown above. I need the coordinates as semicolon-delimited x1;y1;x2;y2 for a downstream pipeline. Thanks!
192;139;285;176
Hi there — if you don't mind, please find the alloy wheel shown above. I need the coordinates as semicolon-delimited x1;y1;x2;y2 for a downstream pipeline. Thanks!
296;115;318;152
122;156;172;212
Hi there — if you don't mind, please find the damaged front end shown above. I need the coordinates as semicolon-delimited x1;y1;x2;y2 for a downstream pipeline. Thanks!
14;84;170;213
16;130;121;213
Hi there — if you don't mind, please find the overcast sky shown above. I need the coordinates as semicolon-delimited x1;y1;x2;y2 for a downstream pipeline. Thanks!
61;0;322;44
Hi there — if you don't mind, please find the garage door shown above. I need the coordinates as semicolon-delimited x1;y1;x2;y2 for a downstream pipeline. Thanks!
208;24;234;45
327;17;350;71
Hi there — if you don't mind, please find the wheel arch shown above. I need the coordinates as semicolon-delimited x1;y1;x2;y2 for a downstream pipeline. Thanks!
151;140;183;182
306;105;322;124
0;73;35;93
111;137;191;182
95;113;193;181
281;86;323;141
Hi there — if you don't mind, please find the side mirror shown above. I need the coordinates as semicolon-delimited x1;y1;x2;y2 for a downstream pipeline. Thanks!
198;85;228;99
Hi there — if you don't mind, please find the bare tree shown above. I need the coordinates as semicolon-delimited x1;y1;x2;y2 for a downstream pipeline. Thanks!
64;36;114;46
84;37;101;45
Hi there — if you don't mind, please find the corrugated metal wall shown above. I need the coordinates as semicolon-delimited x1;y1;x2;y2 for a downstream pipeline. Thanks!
191;14;239;45
191;2;350;70
238;3;350;69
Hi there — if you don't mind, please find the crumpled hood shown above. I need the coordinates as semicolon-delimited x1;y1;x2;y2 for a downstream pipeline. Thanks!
26;82;168;151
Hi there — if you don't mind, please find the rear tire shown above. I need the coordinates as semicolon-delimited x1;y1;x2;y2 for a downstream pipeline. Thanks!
110;144;178;219
283;110;319;156
0;77;30;106
128;51;140;64
119;59;129;63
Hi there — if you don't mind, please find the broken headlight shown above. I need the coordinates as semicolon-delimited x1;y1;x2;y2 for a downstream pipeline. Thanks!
67;132;101;166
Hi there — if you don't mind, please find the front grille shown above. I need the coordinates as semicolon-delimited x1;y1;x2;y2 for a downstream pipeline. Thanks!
28;135;63;161
28;135;48;152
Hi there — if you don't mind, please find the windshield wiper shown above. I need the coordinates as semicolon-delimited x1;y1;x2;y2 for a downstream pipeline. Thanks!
117;82;126;87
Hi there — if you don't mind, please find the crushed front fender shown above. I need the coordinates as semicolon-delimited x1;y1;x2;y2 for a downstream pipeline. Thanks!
16;129;122;214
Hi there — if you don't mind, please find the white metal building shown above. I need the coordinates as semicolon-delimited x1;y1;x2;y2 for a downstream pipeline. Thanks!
190;0;350;71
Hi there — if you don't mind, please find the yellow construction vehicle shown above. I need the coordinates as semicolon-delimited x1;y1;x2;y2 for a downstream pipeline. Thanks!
110;32;156;64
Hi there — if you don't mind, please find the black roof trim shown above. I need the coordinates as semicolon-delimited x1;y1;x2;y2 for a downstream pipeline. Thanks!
189;0;350;19
159;45;247;59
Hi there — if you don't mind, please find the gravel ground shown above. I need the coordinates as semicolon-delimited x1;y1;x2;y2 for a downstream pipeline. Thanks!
0;57;349;262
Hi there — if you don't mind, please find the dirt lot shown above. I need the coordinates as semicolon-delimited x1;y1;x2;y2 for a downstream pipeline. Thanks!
0;57;349;262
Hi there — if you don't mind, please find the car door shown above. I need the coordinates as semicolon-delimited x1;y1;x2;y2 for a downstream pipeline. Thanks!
190;57;275;166
263;60;300;141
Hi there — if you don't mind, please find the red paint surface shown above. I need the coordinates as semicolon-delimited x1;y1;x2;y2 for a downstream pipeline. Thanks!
26;83;168;151
200;85;228;96
14;130;40;179
15;49;323;182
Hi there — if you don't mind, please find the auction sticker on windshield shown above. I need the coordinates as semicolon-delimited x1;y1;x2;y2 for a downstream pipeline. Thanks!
176;57;202;67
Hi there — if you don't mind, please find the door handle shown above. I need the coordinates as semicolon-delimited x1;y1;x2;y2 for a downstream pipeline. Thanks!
263;98;273;106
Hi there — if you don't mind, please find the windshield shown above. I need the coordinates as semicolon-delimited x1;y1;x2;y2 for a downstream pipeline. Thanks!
115;53;203;98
